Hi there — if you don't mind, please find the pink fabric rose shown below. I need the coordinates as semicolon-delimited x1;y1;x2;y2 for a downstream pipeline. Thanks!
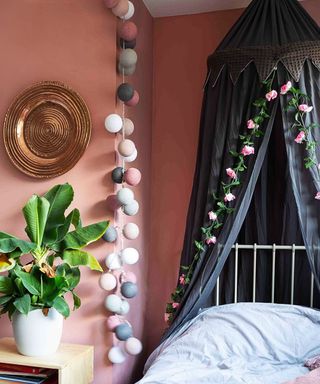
208;211;217;221
224;193;236;202
241;145;255;156
315;192;320;200
295;131;305;144
206;236;217;245
266;90;278;101
299;104;313;113
164;313;170;323
172;302;179;309
179;274;186;285
247;119;258;129
280;81;292;95
226;168;237;179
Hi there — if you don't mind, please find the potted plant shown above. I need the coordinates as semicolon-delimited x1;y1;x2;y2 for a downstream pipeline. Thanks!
0;183;108;356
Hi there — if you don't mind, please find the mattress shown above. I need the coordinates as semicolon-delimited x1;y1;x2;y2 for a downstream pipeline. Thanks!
137;303;320;384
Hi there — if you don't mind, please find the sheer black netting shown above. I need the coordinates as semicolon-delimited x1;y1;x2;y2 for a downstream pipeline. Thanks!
164;0;320;340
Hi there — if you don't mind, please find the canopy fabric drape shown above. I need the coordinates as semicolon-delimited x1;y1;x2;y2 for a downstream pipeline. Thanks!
164;0;320;340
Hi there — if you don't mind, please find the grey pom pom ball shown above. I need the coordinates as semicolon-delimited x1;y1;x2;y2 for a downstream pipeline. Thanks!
115;323;133;341
119;49;138;68
103;226;118;243
117;83;134;102
112;167;124;184
121;282;138;298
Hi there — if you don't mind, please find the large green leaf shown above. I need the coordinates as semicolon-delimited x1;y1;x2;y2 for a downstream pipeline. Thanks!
23;195;50;247
15;269;41;296
62;250;103;272
0;277;13;295
14;294;31;315
44;184;74;230
56;264;80;290
0;232;36;255
57;221;108;251
55;209;81;244
0;295;12;306
53;296;70;318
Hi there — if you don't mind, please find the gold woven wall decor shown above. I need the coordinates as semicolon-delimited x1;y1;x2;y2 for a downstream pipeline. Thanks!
3;81;91;178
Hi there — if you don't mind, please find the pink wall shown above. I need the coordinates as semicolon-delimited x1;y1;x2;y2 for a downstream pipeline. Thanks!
146;0;320;356
0;1;152;384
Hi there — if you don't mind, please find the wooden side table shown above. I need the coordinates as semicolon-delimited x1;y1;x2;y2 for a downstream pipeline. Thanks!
0;337;94;384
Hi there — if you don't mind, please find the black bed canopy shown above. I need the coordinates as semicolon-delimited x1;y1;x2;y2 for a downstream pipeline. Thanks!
164;0;320;340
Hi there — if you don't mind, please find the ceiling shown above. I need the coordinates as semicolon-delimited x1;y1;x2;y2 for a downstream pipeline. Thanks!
142;0;252;17
142;0;304;17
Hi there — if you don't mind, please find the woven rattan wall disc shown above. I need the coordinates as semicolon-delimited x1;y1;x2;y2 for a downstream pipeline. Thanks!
3;81;92;178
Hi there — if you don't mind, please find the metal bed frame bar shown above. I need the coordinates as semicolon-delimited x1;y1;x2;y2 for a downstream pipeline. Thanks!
215;244;313;307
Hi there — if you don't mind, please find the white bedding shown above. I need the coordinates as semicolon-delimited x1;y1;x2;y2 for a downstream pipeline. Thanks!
137;303;320;384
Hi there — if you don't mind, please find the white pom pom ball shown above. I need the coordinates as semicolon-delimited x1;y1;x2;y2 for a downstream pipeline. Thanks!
125;337;143;355
120;1;135;20
118;300;130;315
105;114;123;133
105;252;122;270
105;294;122;313
123;223;140;239
123;200;139;216
117;188;134;205
108;346;126;364
123;148;137;163
99;273;117;291
121;247;139;265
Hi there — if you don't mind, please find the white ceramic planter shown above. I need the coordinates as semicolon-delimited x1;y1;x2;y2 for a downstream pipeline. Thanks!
12;308;63;357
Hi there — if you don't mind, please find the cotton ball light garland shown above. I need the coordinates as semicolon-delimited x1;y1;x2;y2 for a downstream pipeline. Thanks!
111;167;124;184
100;273;117;291
104;0;120;8
121;247;139;265
118;139;136;157
122;118;134;136
120;1;135;20
120;38;136;49
125;90;140;107
123;223;140;239
119;49;138;68
108;347;126;364
111;0;129;17
115;323;133;341
121;282;138;298
125;337;143;355
105;294;122;313
105;114;123;133
117;188;134;205
123;148;138;163
105;252;122;270
123;200;139;216
103;225;118;243
119;21;138;41
118;300;130;315
124;168;141;186
107;315;122;331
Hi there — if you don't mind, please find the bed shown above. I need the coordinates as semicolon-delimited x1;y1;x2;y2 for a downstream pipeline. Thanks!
137;302;320;384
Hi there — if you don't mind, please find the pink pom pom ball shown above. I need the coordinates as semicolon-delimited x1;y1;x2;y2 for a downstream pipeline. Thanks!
124;168;141;186
104;0;120;8
106;194;122;211
107;316;122;331
124;271;137;284
125;90;140;107
119;21;138;41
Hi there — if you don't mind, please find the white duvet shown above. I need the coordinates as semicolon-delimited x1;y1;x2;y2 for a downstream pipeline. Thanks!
137;303;320;384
